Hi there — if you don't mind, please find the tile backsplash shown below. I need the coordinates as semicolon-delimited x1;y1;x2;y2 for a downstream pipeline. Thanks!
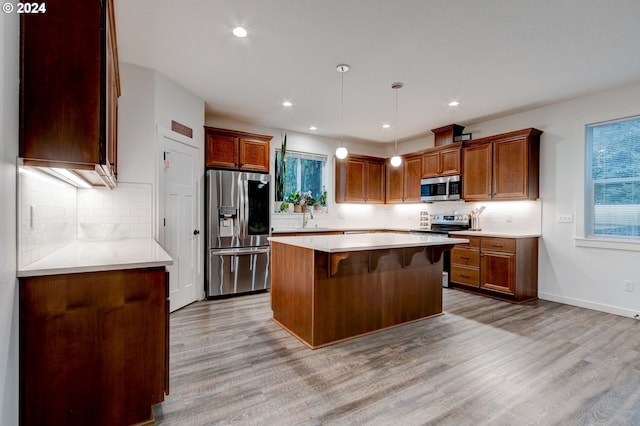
18;167;154;268
77;183;153;240
18;168;77;268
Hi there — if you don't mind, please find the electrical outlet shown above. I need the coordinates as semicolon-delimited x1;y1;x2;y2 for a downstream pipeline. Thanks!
557;213;573;223
624;280;633;292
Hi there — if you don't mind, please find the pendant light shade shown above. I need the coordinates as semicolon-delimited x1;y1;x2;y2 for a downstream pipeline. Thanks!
336;64;350;159
390;81;403;168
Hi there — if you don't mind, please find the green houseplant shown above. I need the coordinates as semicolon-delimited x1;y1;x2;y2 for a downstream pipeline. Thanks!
275;132;287;204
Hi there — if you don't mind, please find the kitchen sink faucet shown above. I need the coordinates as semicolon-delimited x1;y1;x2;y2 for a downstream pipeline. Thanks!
302;205;314;228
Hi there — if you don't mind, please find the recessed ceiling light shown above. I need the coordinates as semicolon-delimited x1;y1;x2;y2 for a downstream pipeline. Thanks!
382;124;391;129
282;101;292;107
309;126;317;131
448;100;460;107
232;27;248;38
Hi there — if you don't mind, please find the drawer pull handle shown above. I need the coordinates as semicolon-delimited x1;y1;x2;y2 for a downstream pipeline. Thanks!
460;274;470;279
459;256;470;260
491;244;503;247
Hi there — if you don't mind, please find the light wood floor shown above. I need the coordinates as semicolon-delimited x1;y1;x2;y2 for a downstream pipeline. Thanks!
153;289;640;425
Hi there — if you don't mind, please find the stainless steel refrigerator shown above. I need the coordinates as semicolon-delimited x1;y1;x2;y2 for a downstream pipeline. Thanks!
206;169;271;298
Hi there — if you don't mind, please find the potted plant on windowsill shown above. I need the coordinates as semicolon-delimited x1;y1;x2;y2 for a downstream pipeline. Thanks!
316;187;327;212
287;190;302;213
274;132;287;212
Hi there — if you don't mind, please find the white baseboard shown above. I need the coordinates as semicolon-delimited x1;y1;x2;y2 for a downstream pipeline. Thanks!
538;291;640;319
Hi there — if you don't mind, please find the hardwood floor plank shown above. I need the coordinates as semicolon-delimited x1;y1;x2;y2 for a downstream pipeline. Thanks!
153;289;640;425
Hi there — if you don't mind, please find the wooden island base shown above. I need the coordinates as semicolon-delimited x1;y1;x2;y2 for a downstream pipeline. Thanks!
270;242;454;349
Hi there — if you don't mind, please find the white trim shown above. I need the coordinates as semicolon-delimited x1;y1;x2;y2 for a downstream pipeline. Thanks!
574;236;640;252
539;291;640;319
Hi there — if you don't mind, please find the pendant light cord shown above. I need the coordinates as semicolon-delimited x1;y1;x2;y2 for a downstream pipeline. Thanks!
341;69;344;146
394;87;398;154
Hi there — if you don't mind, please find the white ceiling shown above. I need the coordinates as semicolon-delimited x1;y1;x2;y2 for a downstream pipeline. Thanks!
114;0;640;144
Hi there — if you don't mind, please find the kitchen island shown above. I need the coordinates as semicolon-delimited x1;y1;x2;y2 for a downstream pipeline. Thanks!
269;233;468;348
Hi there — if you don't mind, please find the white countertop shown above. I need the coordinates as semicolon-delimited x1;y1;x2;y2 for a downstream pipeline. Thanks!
269;232;469;253
18;238;174;277
449;230;541;238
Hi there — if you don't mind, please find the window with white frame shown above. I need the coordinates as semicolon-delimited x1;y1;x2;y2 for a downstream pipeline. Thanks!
276;150;327;204
585;115;640;239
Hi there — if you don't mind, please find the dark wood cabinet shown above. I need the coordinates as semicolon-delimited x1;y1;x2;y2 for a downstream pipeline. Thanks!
386;155;422;203
421;144;462;178
19;267;169;426
19;0;119;188
335;155;385;203
205;127;272;172
462;128;542;201
432;124;465;147
450;235;538;303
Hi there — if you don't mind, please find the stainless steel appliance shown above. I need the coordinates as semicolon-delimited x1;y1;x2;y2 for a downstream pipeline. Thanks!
420;175;462;202
411;214;469;287
206;170;271;298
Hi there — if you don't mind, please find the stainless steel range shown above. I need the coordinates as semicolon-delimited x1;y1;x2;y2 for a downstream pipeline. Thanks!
429;214;470;234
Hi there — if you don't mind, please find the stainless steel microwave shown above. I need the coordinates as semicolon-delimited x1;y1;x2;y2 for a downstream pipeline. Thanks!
420;175;462;201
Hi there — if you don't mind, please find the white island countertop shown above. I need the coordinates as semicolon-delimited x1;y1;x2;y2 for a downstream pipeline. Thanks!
269;232;469;253
449;230;541;238
18;238;173;277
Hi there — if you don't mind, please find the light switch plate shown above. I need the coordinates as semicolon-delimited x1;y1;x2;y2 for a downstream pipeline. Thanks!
557;213;573;223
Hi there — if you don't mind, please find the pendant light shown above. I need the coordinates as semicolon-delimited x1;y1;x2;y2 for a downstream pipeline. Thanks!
390;81;403;168
335;64;350;159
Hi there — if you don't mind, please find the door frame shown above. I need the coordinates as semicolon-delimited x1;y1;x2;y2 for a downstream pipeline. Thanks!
156;126;205;303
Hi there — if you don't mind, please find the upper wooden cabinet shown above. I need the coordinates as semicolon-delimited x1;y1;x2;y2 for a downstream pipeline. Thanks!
462;128;542;201
386;155;422;203
205;127;272;172
19;0;120;188
432;124;465;147
421;143;462;178
335;155;385;203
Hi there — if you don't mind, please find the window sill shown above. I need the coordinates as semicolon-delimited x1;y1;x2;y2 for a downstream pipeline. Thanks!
575;237;640;252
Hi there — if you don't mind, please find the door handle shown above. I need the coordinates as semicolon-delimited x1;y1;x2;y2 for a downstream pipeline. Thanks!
193;229;200;235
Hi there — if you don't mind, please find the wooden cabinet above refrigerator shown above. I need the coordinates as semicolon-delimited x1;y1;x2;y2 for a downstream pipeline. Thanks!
204;126;272;173
19;0;120;188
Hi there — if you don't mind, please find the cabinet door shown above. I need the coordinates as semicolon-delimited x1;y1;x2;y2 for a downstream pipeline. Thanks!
421;152;440;178
385;160;404;203
335;157;366;202
105;0;119;178
462;142;492;201
206;133;239;169
366;160;386;203
403;156;423;202
20;1;102;165
20;268;168;426
480;250;516;295
440;148;461;176
239;138;269;172
492;137;529;200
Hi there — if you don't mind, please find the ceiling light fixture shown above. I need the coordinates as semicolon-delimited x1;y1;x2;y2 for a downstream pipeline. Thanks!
335;64;350;160
390;82;403;168
309;126;317;131
232;27;247;38
382;124;391;129
448;100;460;107
282;101;292;107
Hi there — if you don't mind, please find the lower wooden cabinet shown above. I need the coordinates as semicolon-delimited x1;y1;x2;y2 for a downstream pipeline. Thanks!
450;235;538;303
19;267;169;426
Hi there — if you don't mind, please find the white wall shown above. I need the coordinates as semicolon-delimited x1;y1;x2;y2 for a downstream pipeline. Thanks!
435;82;640;318
117;62;157;184
0;9;19;426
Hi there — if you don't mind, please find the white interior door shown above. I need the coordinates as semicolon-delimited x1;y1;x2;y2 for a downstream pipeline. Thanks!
162;137;199;312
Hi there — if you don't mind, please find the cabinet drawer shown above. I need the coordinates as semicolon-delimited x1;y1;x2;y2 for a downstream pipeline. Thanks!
481;237;515;252
451;247;479;267
451;265;479;287
451;235;480;248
